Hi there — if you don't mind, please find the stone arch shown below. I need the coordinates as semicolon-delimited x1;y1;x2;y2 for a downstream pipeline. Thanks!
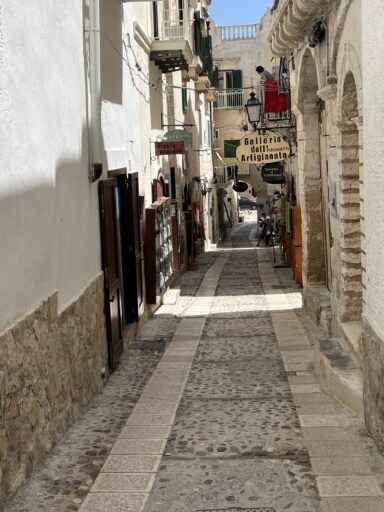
295;49;326;287
338;70;363;322
329;0;355;80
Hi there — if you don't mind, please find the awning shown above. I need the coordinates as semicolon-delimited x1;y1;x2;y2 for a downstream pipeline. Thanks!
215;152;249;173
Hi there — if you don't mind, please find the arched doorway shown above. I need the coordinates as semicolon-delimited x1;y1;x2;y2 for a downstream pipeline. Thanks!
296;50;329;287
338;72;363;322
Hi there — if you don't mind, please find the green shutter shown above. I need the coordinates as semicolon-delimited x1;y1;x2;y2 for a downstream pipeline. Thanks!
224;139;240;158
233;70;242;89
211;66;219;88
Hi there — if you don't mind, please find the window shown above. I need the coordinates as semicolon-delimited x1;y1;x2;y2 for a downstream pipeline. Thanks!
224;139;240;158
218;70;242;90
198;110;203;148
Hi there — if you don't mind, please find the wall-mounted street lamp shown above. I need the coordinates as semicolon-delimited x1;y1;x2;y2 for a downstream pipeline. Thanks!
245;92;262;129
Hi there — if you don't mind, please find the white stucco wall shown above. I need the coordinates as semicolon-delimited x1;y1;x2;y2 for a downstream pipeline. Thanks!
0;0;101;329
362;0;384;332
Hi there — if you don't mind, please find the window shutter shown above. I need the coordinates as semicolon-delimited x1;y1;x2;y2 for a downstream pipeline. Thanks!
224;139;240;158
153;2;159;39
211;66;219;88
233;70;243;89
194;12;202;56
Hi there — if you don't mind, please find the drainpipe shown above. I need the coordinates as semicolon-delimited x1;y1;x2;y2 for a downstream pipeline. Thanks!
89;0;103;182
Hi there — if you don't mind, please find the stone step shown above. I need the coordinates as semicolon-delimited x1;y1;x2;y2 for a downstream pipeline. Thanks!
314;338;364;419
339;320;363;367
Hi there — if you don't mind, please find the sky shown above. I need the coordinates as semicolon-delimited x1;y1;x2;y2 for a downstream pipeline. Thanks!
209;0;273;26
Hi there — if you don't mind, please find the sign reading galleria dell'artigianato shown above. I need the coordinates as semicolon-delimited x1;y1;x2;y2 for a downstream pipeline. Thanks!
236;130;290;165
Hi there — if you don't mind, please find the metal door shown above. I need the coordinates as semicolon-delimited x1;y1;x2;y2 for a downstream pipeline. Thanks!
99;179;123;370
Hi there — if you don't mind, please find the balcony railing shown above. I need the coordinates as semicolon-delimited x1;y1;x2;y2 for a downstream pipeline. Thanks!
156;3;192;44
214;89;245;109
216;24;259;41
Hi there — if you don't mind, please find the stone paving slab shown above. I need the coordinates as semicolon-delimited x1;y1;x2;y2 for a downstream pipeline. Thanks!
320;496;384;512
79;492;148;512
296;403;345;416
91;472;155;493
111;439;167;455
301;426;360;441
299;414;349;428
290;384;321;394
101;455;161;473
305;440;367;458
133;402;178;415
316;475;383;497
310;456;375;476
291;392;337;404
126;414;175;426
118;425;171;439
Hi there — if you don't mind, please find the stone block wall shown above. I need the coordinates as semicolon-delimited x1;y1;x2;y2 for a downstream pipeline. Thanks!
362;317;384;451
0;274;108;509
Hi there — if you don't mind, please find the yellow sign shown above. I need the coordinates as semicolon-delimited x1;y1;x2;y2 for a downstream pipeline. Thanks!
236;130;290;164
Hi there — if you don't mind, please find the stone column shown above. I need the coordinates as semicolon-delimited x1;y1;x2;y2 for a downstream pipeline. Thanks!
293;102;326;289
336;119;363;323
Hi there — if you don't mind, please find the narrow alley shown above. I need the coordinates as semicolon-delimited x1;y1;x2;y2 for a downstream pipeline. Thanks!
6;222;384;512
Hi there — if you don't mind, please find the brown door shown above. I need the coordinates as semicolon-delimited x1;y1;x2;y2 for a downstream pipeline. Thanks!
127;173;143;316
320;111;332;289
99;179;123;370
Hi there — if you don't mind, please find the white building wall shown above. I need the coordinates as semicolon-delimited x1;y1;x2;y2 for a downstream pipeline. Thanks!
362;0;384;333
0;0;101;329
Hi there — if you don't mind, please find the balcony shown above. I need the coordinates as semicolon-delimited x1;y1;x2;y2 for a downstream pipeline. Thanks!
213;23;259;43
150;2;193;73
214;82;292;121
214;89;245;109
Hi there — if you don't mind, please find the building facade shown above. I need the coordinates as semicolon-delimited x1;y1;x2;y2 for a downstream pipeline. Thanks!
0;0;215;507
210;10;287;236
269;0;375;433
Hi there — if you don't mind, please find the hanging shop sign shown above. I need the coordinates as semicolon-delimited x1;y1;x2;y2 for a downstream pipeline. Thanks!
261;162;285;184
164;130;192;147
155;141;185;156
236;129;290;165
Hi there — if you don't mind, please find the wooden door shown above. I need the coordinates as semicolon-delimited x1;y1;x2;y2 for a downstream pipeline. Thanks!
99;179;123;370
127;173;143;316
320;111;332;289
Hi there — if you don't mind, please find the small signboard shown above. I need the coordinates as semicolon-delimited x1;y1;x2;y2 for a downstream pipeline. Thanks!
236;129;290;165
164;129;192;147
261;162;285;184
155;141;185;156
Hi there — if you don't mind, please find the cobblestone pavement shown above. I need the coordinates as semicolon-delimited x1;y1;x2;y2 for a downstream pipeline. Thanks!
6;222;384;512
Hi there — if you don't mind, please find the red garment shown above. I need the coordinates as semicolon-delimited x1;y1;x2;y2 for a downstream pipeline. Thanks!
263;80;289;114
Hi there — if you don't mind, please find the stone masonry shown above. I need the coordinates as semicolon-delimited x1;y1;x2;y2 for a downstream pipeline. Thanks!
0;273;108;510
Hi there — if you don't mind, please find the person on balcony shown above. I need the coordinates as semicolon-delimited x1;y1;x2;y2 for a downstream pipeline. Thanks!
256;66;274;82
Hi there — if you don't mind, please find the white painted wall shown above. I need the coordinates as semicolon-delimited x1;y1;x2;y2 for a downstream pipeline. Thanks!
362;0;384;332
0;0;101;329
